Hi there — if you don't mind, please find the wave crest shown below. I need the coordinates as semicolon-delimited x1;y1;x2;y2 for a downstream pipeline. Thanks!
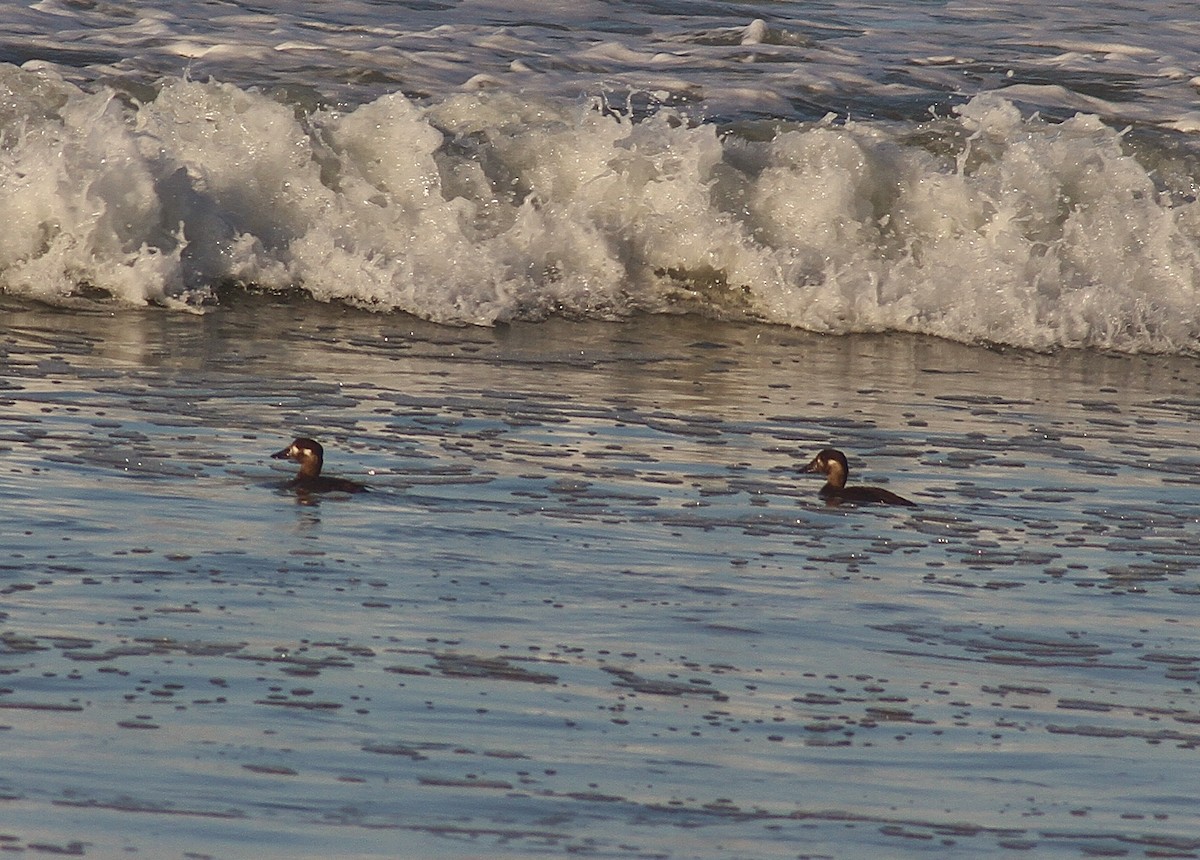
2;64;1199;351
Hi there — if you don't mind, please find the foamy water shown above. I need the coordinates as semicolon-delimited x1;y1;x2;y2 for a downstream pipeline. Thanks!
2;1;1200;351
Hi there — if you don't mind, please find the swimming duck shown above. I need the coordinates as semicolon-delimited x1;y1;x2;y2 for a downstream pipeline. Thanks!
271;437;368;494
802;448;915;507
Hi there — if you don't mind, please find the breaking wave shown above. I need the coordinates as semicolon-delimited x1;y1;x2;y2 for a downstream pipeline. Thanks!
2;63;1200;352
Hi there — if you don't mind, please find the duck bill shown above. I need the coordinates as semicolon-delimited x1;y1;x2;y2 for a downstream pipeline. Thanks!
801;456;822;473
271;447;292;460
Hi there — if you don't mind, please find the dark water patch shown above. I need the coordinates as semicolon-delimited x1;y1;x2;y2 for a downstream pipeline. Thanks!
418;776;514;790
601;666;728;700
1046;723;1200;748
116;718;159;729
428;654;560;684
242;763;300;776
0;701;85;712
53;797;245;819
361;743;428;759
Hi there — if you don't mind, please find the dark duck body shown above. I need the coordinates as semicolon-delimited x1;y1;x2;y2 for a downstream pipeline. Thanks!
803;448;915;507
271;437;368;494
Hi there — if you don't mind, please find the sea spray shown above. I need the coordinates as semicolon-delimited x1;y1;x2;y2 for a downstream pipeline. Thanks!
1;64;1198;351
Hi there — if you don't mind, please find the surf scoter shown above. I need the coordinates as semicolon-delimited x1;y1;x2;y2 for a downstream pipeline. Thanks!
271;437;368;494
802;448;915;507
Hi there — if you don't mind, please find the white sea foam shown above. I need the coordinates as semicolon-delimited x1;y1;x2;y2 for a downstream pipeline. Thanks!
1;63;1199;352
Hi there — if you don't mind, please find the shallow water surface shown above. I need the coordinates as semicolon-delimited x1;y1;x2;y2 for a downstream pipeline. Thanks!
2;297;1200;857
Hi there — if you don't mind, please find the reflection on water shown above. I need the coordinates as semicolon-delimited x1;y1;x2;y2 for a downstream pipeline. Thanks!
2;296;1200;857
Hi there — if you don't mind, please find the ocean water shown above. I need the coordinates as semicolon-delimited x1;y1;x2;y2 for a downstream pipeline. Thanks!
3;0;1200;349
3;2;1200;858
